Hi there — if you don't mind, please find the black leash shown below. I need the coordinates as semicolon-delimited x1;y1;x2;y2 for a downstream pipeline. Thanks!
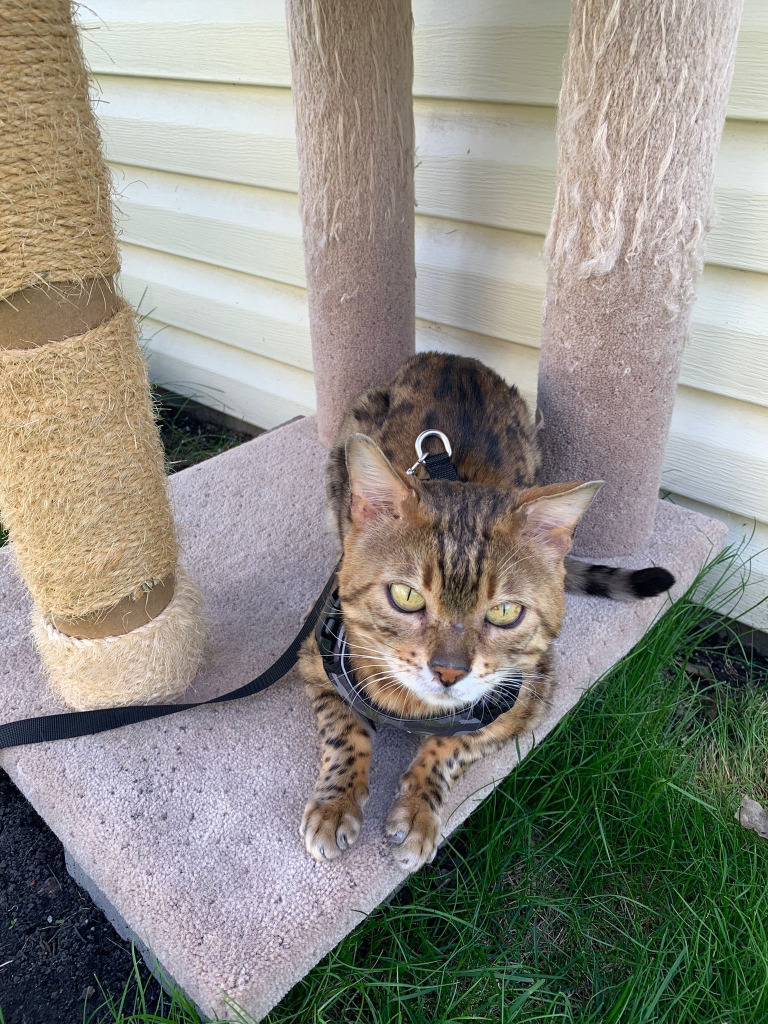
0;573;338;751
0;438;460;752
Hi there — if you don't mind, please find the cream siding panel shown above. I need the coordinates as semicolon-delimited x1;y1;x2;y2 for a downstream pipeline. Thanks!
81;5;768;625
121;245;311;370
664;390;768;524
112;169;306;286
98;78;768;275
81;1;290;88
663;498;768;632
123;244;768;528
96;78;298;192
141;319;314;430
110;166;768;410
80;1;768;120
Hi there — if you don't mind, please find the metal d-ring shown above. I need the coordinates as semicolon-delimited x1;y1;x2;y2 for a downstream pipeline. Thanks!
406;430;453;475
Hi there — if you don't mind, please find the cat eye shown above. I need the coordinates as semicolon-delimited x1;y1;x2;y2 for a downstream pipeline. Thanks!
388;583;426;612
486;601;524;628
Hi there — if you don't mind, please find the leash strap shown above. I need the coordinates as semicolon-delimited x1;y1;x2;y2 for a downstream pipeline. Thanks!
422;451;460;481
0;570;338;751
0;433;462;751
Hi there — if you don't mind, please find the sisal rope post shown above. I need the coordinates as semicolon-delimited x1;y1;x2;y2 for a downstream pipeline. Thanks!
536;0;743;557
0;0;205;709
286;0;416;447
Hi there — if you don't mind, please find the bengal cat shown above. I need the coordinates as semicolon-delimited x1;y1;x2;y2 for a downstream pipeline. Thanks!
299;353;674;871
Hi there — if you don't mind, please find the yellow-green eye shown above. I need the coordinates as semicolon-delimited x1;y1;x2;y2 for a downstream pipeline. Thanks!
389;583;426;612
486;601;524;628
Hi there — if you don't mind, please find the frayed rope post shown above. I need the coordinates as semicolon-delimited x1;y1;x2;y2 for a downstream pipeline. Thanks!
0;0;205;709
537;0;743;557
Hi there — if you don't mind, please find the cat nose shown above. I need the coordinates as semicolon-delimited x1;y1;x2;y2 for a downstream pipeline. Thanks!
429;658;469;687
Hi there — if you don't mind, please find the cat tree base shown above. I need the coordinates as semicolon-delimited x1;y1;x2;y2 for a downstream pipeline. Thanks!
0;416;726;1020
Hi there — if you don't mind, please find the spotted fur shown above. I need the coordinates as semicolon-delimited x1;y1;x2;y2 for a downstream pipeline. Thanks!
300;353;674;868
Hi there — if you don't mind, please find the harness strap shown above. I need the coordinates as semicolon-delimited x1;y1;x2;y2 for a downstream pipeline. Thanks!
421;451;460;481
316;588;521;736
0;570;338;751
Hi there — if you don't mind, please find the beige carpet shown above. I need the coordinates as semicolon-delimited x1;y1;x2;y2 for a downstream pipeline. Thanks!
0;416;726;1020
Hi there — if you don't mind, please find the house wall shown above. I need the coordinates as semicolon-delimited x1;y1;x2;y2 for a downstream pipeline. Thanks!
78;1;768;627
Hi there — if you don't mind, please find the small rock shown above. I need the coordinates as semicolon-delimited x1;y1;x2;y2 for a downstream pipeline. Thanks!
736;796;768;840
81;985;96;1001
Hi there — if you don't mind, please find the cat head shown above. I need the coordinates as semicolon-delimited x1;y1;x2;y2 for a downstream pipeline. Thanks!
337;434;601;717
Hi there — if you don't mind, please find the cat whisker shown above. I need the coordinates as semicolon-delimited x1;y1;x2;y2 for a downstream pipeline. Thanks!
346;653;394;665
483;678;541;700
323;635;409;671
488;685;542;704
482;682;554;713
492;678;547;690
480;691;546;716
313;646;390;663
311;652;392;673
349;632;404;657
325;626;406;663
323;629;386;655
370;677;421;704
360;673;400;688
495;552;521;577
370;674;412;693
491;670;550;683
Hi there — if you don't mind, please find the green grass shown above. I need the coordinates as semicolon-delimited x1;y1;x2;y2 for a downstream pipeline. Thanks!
153;387;255;473
87;549;768;1024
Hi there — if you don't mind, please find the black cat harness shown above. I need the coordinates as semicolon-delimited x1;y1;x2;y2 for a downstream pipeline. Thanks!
0;430;520;749
315;430;523;737
315;587;522;737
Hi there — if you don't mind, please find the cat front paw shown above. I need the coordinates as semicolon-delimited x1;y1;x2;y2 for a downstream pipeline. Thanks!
385;795;442;872
300;796;364;862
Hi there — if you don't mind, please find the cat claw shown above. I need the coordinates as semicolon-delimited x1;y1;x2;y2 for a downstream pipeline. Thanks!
301;797;363;862
385;796;442;872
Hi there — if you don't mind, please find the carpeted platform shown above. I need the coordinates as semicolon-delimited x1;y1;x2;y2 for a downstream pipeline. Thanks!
0;416;726;1020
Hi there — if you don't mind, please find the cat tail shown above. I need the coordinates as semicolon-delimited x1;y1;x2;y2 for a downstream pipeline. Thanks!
564;558;675;601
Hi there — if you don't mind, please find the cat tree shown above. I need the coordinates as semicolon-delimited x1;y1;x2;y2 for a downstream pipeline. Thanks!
0;0;738;1019
0;0;205;710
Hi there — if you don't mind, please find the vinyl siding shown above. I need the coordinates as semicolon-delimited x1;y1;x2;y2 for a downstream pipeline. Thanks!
79;1;768;627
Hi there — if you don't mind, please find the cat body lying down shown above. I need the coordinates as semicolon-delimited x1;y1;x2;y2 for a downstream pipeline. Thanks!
299;352;673;870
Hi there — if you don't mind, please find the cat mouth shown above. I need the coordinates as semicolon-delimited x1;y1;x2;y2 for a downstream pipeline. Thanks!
356;661;475;713
393;666;494;711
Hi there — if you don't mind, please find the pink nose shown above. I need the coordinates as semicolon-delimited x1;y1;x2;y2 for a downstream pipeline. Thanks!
429;660;469;687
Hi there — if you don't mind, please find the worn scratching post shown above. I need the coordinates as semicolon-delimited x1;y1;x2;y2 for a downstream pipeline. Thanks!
286;0;416;446
0;0;204;709
537;0;743;556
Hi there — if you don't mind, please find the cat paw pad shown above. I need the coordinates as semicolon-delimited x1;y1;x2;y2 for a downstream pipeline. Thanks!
300;797;364;862
385;796;442;872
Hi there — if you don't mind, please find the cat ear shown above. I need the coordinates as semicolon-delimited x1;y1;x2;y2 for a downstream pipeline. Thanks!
346;434;418;528
515;480;603;555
